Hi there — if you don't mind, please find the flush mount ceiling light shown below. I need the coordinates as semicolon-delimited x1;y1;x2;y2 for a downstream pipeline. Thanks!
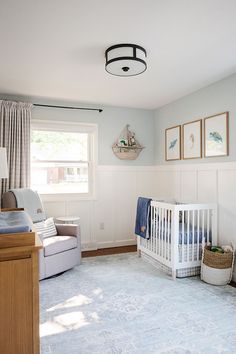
105;44;147;77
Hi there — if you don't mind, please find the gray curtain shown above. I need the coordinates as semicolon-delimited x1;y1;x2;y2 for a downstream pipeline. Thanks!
0;100;32;197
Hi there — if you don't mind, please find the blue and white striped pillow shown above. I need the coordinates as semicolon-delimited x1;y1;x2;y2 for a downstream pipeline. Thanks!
34;217;57;238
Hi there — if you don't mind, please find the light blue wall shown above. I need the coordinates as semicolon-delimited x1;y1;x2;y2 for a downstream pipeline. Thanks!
0;95;155;165
3;72;235;167
154;73;236;164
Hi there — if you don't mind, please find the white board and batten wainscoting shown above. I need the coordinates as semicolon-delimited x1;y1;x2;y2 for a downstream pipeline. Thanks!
41;161;236;281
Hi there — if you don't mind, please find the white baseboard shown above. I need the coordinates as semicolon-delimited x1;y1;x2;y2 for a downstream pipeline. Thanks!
81;240;137;251
81;242;97;251
96;240;137;249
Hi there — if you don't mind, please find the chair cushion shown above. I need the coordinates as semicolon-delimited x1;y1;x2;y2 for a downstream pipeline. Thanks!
43;235;77;257
35;217;57;239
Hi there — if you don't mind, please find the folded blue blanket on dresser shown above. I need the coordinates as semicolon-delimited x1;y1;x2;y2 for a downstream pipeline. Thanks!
0;211;33;234
135;197;152;239
0;225;30;234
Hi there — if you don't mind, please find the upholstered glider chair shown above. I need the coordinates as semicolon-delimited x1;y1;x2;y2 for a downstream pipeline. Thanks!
2;189;81;280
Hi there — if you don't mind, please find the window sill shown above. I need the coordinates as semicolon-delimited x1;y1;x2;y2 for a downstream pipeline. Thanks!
40;193;97;202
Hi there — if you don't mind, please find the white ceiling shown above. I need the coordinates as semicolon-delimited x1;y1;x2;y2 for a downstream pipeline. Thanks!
0;0;236;109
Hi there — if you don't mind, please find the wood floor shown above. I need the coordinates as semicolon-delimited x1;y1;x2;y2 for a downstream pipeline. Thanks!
82;245;137;258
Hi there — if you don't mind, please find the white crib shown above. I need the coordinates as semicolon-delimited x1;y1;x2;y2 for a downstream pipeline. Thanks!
137;201;217;279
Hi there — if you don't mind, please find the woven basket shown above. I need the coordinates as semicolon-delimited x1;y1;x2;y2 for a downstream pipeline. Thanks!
203;246;233;269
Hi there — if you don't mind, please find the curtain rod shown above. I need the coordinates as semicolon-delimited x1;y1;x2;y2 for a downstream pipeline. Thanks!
33;103;103;113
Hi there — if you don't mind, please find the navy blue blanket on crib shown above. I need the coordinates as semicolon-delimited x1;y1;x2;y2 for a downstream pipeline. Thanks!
135;197;152;239
0;211;33;234
156;223;211;245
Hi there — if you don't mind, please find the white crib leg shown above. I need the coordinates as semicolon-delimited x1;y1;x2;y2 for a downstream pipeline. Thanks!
172;269;176;280
137;236;141;257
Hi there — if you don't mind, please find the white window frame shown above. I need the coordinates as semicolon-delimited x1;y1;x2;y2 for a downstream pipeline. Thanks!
31;119;98;201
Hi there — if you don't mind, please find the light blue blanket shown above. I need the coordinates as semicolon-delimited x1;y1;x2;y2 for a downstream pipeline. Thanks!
0;211;33;234
9;188;46;223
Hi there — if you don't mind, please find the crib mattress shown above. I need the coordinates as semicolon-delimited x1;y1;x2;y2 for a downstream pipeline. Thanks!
152;223;211;244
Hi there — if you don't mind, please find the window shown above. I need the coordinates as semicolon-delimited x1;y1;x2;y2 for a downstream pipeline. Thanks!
31;121;97;197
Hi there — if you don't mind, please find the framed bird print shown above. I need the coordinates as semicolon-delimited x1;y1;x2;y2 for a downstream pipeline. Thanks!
165;125;181;161
183;119;202;159
204;112;229;157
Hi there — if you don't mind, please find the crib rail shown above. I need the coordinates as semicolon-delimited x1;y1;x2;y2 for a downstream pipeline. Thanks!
138;201;217;278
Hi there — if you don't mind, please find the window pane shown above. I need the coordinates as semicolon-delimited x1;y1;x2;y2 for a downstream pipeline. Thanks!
31;162;89;194
31;130;88;161
31;129;91;194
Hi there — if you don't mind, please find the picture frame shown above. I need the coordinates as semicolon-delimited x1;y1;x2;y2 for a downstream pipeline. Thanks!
182;119;202;159
165;125;181;161
204;112;229;157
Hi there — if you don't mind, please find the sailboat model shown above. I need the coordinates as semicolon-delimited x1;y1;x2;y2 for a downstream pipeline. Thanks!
112;124;144;160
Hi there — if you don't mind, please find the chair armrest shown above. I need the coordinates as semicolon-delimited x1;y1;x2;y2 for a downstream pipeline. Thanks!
55;223;80;238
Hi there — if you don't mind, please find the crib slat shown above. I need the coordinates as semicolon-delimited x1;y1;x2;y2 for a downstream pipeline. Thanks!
150;207;153;252
202;210;205;248
157;206;159;252
187;210;190;262
151;205;154;252
181;210;184;263
158;207;161;256
160;208;164;257
163;208;165;258
154;206;156;253
162;207;164;257
197;210;200;261
207;209;210;244
192;210;195;261
149;207;152;251
163;209;167;258
167;209;170;261
162;207;165;258
164;208;167;259
159;207;161;257
210;209;213;244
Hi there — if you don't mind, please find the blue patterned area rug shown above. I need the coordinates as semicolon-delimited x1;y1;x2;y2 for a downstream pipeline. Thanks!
40;253;236;354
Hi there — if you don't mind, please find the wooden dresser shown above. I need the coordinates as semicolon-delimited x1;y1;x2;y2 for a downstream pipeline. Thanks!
0;223;42;354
